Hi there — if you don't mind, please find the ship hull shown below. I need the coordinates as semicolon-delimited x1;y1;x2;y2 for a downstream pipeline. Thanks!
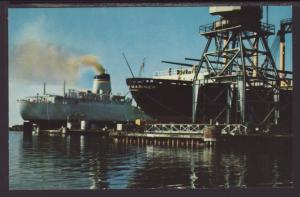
127;78;193;122
126;78;292;130
20;101;148;129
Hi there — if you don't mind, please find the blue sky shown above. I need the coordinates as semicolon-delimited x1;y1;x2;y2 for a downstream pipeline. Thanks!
8;6;292;126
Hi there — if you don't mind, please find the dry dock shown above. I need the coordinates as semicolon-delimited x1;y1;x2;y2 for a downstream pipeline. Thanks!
21;7;292;149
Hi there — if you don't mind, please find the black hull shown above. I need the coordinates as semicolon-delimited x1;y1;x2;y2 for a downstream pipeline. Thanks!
126;78;292;130
127;78;193;122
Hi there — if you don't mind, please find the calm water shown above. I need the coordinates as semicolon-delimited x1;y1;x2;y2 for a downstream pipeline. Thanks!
9;131;293;189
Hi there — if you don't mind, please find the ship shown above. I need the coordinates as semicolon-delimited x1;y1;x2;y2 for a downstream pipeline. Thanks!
126;67;204;123
126;67;292;127
126;67;239;123
19;72;151;130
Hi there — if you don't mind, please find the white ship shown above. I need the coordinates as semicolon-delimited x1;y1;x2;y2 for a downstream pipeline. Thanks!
19;73;151;129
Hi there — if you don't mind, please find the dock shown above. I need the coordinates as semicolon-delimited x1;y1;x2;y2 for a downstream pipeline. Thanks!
109;131;206;147
108;123;291;147
23;121;292;149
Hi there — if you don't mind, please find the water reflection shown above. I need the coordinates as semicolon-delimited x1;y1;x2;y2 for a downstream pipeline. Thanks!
9;132;292;189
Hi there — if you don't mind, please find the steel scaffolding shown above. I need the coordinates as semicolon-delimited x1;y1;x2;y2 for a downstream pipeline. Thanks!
192;9;291;130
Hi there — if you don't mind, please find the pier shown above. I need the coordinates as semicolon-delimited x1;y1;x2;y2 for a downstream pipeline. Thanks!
23;120;292;148
108;123;291;147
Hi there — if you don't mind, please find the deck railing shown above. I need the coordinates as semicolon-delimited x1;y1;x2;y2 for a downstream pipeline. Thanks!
199;20;275;35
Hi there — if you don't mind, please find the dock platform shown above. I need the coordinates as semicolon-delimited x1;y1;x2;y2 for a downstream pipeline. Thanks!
29;122;292;148
109;131;206;147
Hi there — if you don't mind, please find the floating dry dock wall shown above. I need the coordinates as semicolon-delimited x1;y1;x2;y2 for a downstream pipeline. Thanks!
109;123;291;147
110;123;270;147
25;122;292;147
111;133;206;147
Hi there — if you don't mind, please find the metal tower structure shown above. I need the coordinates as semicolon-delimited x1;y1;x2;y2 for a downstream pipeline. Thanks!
192;6;292;129
278;18;292;85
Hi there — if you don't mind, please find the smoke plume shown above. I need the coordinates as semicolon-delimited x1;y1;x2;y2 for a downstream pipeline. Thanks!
10;40;105;84
79;55;105;74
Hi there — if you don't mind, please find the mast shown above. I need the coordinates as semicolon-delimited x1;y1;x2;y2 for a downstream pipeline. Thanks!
43;82;46;95
122;53;135;78
63;80;66;97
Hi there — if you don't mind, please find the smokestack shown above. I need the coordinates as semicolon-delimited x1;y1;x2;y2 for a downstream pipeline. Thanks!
92;73;111;99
